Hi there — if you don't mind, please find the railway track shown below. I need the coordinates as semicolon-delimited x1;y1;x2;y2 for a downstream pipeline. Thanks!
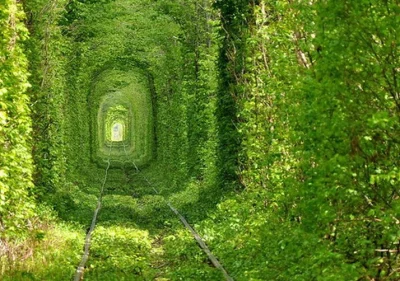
73;144;233;281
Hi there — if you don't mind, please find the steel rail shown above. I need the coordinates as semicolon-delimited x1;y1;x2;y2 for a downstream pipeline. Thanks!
73;144;112;281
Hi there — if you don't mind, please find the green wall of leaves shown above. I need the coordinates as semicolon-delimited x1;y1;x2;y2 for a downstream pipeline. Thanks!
204;1;400;280
0;0;35;238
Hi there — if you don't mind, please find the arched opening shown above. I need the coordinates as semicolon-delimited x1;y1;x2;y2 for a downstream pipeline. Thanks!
92;70;154;165
111;122;124;142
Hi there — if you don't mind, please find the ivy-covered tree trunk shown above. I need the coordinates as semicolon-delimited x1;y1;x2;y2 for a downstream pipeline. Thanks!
23;0;68;201
214;0;255;189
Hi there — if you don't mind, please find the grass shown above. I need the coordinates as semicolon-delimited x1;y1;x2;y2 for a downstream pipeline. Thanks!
0;217;83;280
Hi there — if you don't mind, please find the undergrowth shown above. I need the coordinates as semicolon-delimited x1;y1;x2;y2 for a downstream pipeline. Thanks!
0;207;83;280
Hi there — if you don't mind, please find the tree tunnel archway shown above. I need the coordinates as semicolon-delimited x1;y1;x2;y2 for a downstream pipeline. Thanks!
90;69;154;166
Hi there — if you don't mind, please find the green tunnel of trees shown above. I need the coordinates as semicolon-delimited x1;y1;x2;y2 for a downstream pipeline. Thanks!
0;0;399;280
93;70;153;164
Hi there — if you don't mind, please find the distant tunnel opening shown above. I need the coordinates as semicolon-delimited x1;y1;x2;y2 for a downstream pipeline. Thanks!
91;70;154;166
111;122;124;142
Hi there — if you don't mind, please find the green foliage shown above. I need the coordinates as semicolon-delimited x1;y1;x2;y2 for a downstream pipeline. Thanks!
162;229;223;280
85;226;154;280
214;0;252;190
205;0;400;280
23;0;69;202
0;207;83;280
0;0;35;237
